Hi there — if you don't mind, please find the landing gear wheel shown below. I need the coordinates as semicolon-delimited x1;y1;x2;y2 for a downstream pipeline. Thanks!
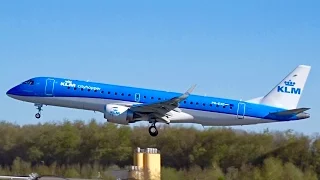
149;125;158;137
34;104;43;119
35;113;41;119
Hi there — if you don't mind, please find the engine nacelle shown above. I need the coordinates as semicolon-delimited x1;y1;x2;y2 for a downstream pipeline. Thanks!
104;104;134;125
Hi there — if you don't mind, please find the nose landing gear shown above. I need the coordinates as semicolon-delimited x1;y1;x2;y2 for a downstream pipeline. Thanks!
149;123;158;137
34;104;43;119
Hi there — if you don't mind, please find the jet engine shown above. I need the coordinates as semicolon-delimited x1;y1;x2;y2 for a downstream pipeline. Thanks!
104;104;135;125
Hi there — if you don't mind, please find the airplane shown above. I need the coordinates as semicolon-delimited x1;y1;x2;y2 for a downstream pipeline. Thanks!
6;65;311;137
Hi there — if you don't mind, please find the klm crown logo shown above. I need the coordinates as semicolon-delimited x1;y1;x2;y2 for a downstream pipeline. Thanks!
277;80;301;95
284;80;295;86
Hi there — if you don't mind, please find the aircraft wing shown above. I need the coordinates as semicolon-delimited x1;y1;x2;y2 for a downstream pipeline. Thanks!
128;84;197;123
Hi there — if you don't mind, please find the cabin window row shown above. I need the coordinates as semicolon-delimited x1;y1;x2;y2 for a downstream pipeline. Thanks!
66;87;234;109
183;101;234;109
66;87;162;100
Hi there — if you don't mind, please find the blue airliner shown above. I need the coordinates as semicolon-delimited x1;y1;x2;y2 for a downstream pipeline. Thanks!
6;65;311;136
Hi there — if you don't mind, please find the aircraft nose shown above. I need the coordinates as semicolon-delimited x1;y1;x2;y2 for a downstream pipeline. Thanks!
6;88;13;96
6;86;17;96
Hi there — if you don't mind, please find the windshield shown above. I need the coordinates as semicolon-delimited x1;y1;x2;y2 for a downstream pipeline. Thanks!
22;79;34;85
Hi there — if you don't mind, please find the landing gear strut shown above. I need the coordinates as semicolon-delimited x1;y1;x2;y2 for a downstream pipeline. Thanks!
35;104;43;119
149;123;158;137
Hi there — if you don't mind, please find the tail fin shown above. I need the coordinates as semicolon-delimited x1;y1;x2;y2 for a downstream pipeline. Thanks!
259;65;311;109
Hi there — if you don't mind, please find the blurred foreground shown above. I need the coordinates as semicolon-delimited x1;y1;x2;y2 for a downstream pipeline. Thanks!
0;119;319;180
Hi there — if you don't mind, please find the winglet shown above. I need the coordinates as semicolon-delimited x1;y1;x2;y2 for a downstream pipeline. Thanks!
186;84;196;95
180;84;197;99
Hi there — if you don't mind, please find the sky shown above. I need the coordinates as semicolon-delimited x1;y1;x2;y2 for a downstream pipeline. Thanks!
0;0;319;135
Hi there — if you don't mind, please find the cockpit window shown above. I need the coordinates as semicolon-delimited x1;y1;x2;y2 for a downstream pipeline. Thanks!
22;80;34;85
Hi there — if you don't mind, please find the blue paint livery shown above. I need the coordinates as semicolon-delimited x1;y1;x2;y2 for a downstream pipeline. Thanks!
7;77;307;121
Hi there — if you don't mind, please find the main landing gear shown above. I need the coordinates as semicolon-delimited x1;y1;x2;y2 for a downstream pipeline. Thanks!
34;104;43;119
149;123;158;137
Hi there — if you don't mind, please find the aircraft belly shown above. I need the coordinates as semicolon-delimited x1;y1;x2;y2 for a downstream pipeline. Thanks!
181;108;273;126
48;97;121;112
9;95;276;126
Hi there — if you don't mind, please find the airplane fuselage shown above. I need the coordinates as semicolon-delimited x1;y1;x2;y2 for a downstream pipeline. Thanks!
6;77;309;126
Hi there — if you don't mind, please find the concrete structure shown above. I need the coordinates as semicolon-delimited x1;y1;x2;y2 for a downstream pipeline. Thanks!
129;147;161;180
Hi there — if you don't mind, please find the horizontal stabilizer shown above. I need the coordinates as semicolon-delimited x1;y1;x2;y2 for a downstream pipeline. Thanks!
270;107;310;116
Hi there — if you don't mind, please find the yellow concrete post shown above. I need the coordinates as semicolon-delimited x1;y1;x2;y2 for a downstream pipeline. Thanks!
135;147;144;169
143;148;161;180
129;147;161;180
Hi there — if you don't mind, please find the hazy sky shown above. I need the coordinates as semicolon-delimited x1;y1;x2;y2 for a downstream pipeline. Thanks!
0;0;319;135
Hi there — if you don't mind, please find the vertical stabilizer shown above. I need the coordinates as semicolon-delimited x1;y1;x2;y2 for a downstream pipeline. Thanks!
259;65;311;109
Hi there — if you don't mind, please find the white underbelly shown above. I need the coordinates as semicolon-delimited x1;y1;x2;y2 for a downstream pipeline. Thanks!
179;108;275;126
9;95;275;126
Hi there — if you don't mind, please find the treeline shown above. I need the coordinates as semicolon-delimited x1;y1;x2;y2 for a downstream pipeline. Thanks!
0;119;319;179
